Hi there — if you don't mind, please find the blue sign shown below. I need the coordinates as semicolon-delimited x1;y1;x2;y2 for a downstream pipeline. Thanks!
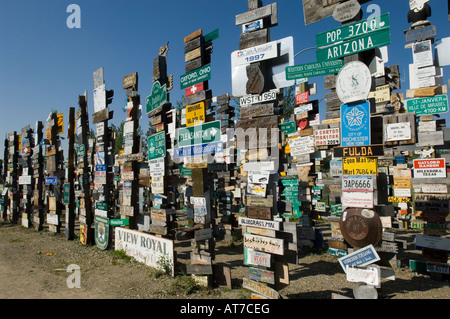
174;142;223;158
340;101;371;147
45;177;58;185
95;164;107;171
338;245;380;271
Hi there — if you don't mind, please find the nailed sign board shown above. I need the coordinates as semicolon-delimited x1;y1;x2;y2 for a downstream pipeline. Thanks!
413;159;446;178
342;175;374;193
245;248;271;268
148;131;166;160
342;191;374;208
385;122;412;142
115;227;174;276
244;233;284;255
232;40;278;66
333;145;384;158
406;95;448;116
341;101;371;147
337;62;372;104
342;157;377;175
232;37;294;97
240;90;277;106
314;128;339;146
178;120;221;147
180;64;211;90
316;13;390;49
415;234;450;252
186;101;205;127
239;217;281;231
338;245;380;272
174;141;223;158
146;81;167;115
286;60;344;80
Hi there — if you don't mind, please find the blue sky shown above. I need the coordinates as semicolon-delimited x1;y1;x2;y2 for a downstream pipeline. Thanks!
0;0;449;156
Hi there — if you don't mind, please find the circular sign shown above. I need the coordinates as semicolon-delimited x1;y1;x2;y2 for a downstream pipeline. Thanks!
339;208;382;248
336;61;372;104
353;282;378;299
332;0;361;23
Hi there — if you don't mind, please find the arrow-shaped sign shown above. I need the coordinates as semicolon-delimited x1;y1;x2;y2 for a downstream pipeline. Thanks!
177;120;221;147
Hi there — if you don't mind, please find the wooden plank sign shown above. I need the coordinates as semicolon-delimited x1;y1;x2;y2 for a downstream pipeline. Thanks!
243;233;284;255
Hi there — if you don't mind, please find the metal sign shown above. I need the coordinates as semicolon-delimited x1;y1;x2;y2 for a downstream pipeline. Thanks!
317;28;391;62
413;159;446;178
232;40;278;66
186;101;205;127
286;60;343;80
232;36;294;97
174;141;223;158
177;120;221;147
340;208;382;248
336;62;372;104
338;244;380;272
148;131;166;160
341;101;371;147
342;157;377;175
180;64;211;90
146;81;167;115
406;94;448;115
333;145;384;158
342;175;374;193
316;13;390;48
95;215;109;250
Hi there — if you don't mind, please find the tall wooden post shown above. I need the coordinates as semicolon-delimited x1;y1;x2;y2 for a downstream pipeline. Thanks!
19;125;34;228
32;121;44;231
65;107;76;240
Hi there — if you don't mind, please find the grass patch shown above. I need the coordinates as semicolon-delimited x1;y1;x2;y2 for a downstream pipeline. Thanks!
109;249;132;264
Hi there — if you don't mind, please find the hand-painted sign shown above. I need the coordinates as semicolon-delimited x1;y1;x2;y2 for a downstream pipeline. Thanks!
342;157;377;175
115;227;174;276
243;233;284;255
314;128;340;146
186;101;205;127
341;101;371;147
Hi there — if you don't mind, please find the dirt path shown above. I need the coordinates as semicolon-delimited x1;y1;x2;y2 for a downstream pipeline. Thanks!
0;221;449;300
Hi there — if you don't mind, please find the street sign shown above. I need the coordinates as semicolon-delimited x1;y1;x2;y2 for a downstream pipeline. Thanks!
286;60;344;80
186;101;205;127
174;141;223;158
110;219;130;226
177;120;221;147
341;101;371;147
280;121;296;135
317;28;391;62
180;64;211;89
146;81;167;115
406;94;448;115
148;131;166;160
45;177;58;185
316;13;390;48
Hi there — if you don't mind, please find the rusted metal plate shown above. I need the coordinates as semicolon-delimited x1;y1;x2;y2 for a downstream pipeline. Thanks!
339;208;382;248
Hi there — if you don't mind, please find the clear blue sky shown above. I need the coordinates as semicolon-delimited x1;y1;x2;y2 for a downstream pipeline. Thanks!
0;0;449;156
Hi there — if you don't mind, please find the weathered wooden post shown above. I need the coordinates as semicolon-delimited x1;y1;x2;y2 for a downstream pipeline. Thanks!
147;42;176;237
233;0;300;299
7;132;19;224
31;121;44;231
76;93;94;244
18;125;34;228
176;28;220;287
65;107;76;240
92;67;114;250
119;72;142;229
403;0;450;279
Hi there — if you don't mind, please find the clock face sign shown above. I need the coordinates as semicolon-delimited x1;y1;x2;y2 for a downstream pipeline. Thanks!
336;61;372;104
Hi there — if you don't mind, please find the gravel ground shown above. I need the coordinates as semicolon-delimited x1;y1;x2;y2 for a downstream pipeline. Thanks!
0;220;449;300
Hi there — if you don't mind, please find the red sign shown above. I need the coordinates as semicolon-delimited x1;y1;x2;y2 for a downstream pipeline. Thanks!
296;92;309;105
414;159;445;169
185;82;204;96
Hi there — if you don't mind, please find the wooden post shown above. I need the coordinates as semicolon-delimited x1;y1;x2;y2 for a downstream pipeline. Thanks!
65;107;76;240
32;121;44;231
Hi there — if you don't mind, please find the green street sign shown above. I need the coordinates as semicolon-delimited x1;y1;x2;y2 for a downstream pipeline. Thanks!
204;28;219;43
177;120;221;147
280;121;297;134
148;131;166;160
146;81;167;115
286;60;344;80
316;28;391;62
63;183;70;204
406;94;448;116
281;179;299;186
95;202;108;211
180;165;192;176
109;219;130;226
180;64;211;89
76;144;85;158
316;13;390;48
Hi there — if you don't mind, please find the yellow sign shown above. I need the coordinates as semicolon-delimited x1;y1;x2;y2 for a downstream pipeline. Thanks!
186;101;205;127
342;157;377;175
368;84;390;103
57;113;64;134
388;196;411;203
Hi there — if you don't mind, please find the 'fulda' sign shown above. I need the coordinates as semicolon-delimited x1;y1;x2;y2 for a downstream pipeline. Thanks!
333;145;384;158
